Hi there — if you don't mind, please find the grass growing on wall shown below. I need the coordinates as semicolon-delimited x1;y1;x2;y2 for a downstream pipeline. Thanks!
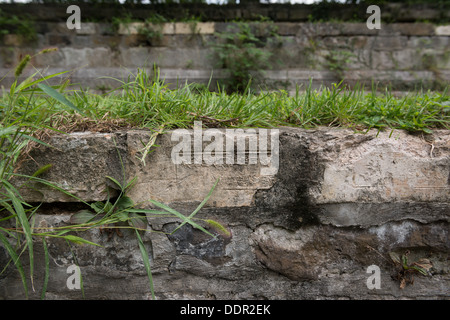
10;68;448;134
0;56;449;298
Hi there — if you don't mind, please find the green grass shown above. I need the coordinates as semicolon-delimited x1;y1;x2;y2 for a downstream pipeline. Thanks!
5;67;446;135
48;69;450;134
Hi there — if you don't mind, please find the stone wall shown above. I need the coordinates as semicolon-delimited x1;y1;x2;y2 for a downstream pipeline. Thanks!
0;128;448;299
1;11;450;91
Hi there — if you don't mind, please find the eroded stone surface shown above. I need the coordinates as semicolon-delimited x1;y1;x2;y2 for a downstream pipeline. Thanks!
2;127;449;299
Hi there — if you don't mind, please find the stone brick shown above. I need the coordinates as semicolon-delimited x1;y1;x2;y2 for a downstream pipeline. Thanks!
118;22;175;35
340;23;379;36
119;47;152;67
2;34;24;46
435;25;450;36
275;22;301;36
33;47;65;68
47;33;72;46
391;23;436;36
14;132;126;203
174;22;215;35
75;22;97;35
139;47;213;69
373;36;408;51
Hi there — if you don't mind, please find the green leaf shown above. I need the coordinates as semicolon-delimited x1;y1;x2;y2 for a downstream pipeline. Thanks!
421;127;433;134
16;70;70;92
149;199;214;238
389;252;401;265
401;253;409;269
128;212;147;230
0;228;28;299
135;229;154;299
171;178;218;235
63;235;101;247
5;185;34;291
31;164;52;178
116;210;129;222
40;238;49;300
106;175;124;192
410;265;428;276
125;176;138;193
90;201;106;214
116;195;134;210
411;258;432;276
0;125;19;138
70;210;97;225
37;83;84;115
204;219;231;237
127;208;171;216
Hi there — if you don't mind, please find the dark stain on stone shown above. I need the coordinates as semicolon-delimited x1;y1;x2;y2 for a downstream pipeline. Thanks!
254;131;324;230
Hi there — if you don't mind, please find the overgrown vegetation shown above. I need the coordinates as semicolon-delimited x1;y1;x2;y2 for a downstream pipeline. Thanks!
37;70;449;134
3;58;449;134
0;9;37;42
211;20;282;93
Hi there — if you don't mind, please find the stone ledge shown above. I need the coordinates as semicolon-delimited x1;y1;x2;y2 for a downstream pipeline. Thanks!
14;128;449;225
2;68;447;93
117;22;215;35
38;21;450;36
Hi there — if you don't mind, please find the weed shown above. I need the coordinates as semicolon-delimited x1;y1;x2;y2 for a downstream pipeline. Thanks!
0;9;37;42
211;20;282;93
325;50;356;82
389;250;433;289
138;14;168;43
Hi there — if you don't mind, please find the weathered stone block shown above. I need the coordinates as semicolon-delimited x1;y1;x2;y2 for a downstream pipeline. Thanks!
118;22;175;35
436;25;450;36
373;36;408;51
47;33;72;46
390;23;436;36
15;132;127;202
174;22;215;35
75;22;98;35
119;47;151;67
2;34;25;46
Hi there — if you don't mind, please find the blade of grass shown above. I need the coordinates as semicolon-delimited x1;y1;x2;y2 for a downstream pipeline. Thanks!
40;238;49;300
171;178;218;234
0;228;28;298
16;70;70;93
148;199;214;238
37;83;84;115
135;229;154;300
4;184;34;292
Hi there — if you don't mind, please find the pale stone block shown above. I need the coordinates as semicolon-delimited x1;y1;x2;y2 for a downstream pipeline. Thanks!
435;25;450;36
